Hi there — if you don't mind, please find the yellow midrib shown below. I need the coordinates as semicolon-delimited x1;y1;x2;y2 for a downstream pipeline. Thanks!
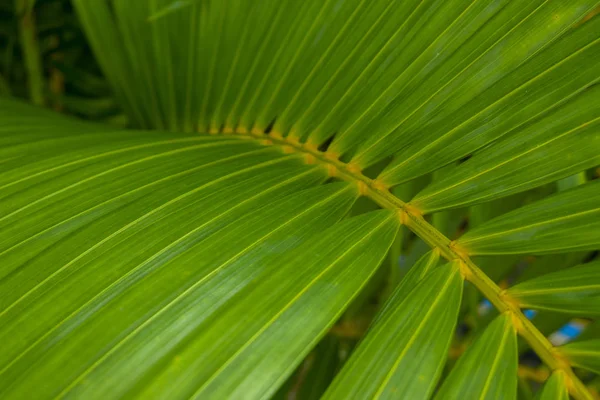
207;128;592;400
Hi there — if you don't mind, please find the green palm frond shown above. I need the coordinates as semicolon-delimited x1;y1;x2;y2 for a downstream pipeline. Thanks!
535;370;570;400
507;260;600;315
560;339;600;374
324;257;462;399
435;314;518;399
1;0;600;399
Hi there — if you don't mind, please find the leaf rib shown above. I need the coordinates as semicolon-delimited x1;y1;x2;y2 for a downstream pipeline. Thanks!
210;130;593;400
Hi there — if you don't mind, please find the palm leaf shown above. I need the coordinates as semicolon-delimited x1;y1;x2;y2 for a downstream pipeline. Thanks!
324;257;462;399
457;180;600;255
435;314;518;399
2;0;600;399
506;260;600;315
536;371;570;400
559;339;600;375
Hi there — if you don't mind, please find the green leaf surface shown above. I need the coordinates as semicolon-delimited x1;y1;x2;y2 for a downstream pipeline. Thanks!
410;84;600;213
507;260;600;316
535;371;570;400
5;0;600;398
156;211;399;400
457;180;600;255
72;0;600;187
0;104;405;398
339;0;599;169
324;259;462;400
435;313;518;400
559;339;600;374
148;0;198;21
374;250;441;322
70;0;148;126
517;252;587;284
380;9;600;185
